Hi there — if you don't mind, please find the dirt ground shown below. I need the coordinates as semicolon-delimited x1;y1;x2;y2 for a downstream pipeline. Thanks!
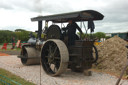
0;52;9;56
0;55;128;85
0;50;20;55
0;37;128;85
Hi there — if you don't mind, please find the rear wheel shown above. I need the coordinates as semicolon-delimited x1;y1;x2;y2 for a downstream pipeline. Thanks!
92;45;98;63
41;39;69;76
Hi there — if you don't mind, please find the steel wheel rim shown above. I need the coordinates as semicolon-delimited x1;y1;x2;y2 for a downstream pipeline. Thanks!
41;39;69;76
21;49;28;65
92;45;98;63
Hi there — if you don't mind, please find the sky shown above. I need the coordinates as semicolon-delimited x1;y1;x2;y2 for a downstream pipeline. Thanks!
0;0;128;33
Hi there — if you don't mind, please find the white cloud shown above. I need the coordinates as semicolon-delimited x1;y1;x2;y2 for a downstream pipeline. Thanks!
0;9;38;31
0;0;127;33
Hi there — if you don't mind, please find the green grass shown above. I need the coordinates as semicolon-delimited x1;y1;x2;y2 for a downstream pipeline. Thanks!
0;49;21;51
0;68;35;85
0;48;21;51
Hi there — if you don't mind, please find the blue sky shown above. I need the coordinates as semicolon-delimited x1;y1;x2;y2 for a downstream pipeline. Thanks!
0;0;128;33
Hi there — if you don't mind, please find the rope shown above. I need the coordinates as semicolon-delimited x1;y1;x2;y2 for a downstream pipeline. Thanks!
0;79;10;85
40;58;41;85
0;74;21;85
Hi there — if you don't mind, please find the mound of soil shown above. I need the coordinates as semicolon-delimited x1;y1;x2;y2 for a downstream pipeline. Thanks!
95;36;128;73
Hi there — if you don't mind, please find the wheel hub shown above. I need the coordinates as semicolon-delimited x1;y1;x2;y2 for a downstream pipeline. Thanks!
48;55;54;64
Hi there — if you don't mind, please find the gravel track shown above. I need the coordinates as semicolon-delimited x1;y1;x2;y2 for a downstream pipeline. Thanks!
0;55;128;85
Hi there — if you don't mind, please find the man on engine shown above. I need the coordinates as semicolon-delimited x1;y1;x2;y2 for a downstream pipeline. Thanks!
63;20;83;46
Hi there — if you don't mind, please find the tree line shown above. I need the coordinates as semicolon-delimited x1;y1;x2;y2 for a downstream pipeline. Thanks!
78;32;111;41
0;29;110;43
0;29;30;43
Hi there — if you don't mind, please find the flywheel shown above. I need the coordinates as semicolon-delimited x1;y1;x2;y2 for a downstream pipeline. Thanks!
46;25;61;39
41;39;69;76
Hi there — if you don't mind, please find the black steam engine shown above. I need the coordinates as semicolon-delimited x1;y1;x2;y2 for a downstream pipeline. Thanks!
18;10;104;76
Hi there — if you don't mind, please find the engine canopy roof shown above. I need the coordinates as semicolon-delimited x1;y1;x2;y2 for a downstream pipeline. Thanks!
31;10;104;23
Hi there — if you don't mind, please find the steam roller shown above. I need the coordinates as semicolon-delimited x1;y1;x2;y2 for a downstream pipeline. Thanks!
18;10;104;76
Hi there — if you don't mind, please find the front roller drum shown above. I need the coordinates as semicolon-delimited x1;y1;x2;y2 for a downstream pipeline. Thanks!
20;47;40;65
41;39;69;76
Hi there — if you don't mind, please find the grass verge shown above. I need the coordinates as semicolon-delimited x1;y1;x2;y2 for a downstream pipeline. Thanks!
0;68;35;85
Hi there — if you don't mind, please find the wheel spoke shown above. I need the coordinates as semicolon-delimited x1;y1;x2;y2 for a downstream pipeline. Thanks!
49;63;52;68
53;46;57;55
49;45;52;54
45;56;49;58
54;57;60;60
43;61;50;72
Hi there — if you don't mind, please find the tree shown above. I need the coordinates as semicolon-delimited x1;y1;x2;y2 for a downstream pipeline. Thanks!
105;36;111;39
0;29;33;43
94;32;106;40
15;31;30;42
0;30;16;43
15;29;26;32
